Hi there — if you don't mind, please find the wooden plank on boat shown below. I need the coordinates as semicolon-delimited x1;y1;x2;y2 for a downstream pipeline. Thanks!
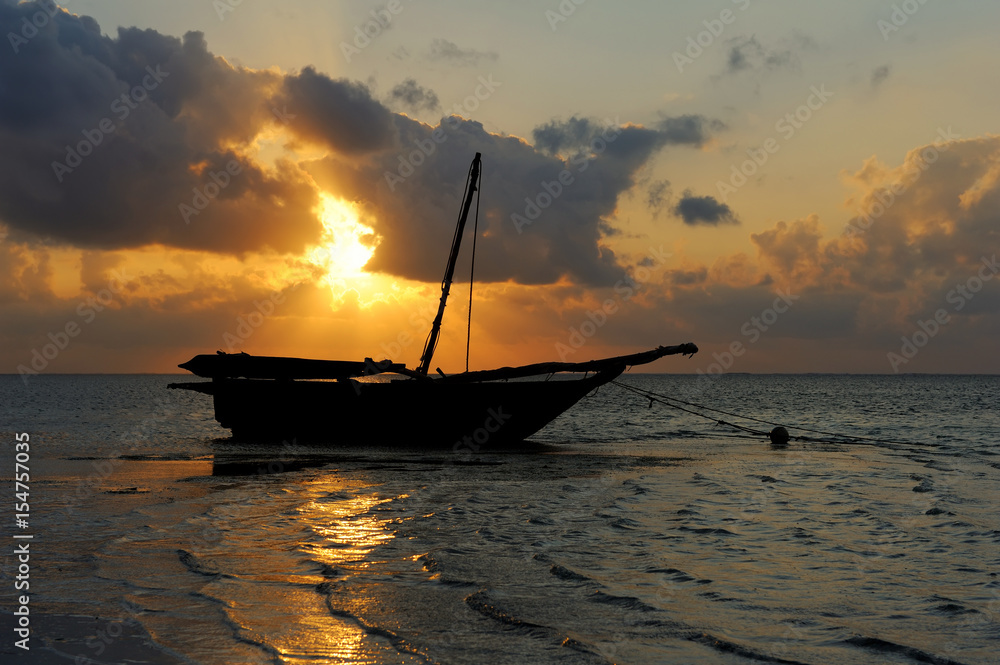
436;343;699;383
177;353;408;380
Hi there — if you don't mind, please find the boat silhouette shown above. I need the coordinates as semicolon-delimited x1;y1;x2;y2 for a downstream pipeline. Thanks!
170;153;698;445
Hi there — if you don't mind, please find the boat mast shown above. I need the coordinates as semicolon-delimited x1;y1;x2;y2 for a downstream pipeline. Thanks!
417;152;482;376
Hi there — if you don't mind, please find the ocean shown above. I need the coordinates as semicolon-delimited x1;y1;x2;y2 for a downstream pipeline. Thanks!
2;374;998;664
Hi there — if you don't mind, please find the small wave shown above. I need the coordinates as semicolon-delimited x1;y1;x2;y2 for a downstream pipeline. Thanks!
322;603;435;665
176;549;221;577
677;526;736;536
560;636;605;659
697;590;742;603
464;589;552;634
104;486;151;494
527;515;555;525
931;602;979;617
622;479;649;495
310;561;340;578
611;517;641;530
647;567;698;584
417;553;438;571
843;634;966;665
586;591;658;613
428;573;476;587
688;631;812;665
550;564;592;583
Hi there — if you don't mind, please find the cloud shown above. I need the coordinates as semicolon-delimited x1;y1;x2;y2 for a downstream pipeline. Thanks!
646;180;672;217
0;237;53;304
622;134;999;369
736;134;1000;325
665;266;708;286
0;2;721;290
387;78;440;113
656;114;727;145
306;112;723;286
426;38;498;67
0;4;337;255
870;64;892;89
273;66;397;155
673;191;739;226
532;114;722;157
722;36;799;76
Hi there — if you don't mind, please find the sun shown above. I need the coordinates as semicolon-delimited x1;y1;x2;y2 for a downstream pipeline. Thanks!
306;193;381;301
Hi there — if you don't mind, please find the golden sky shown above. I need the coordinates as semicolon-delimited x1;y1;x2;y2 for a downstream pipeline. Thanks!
1;0;998;376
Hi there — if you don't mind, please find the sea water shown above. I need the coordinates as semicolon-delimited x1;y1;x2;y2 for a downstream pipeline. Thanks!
1;374;998;664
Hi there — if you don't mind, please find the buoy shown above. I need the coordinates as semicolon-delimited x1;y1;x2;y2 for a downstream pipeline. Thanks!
769;426;790;446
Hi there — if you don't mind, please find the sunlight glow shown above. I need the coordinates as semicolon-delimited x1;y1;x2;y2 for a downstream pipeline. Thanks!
306;194;382;304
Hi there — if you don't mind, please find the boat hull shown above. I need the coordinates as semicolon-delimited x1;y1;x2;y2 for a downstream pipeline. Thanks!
197;369;621;447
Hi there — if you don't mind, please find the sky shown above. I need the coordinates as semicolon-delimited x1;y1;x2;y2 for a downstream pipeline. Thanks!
1;0;998;377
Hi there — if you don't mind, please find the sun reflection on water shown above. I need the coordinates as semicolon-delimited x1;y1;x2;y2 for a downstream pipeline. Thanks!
225;488;409;664
301;492;398;566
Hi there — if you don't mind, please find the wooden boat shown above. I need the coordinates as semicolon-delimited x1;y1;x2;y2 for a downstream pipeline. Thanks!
170;153;698;446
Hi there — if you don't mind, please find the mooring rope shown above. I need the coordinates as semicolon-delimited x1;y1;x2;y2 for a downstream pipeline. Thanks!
610;379;941;449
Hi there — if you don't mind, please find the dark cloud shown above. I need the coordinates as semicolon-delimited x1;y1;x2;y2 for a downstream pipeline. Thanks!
532;114;721;157
871;64;891;89
0;2;719;288
387;78;440;113
723;36;799;76
666;267;707;286
673;191;739;226
656;114;726;144
725;134;1000;343
273;67;396;154
426;38;498;67
646;180;672;216
839;137;1000;293
0;2;340;254
307;113;721;286
532;116;598;155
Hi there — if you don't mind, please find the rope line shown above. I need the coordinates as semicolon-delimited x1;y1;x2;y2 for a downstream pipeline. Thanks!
610;380;941;448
